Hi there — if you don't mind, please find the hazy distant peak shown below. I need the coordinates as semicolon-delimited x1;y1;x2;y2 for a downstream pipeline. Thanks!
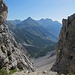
39;18;53;23
54;21;60;23
9;19;21;25
53;21;62;25
40;18;45;21
45;18;53;21
26;17;33;21
14;19;21;21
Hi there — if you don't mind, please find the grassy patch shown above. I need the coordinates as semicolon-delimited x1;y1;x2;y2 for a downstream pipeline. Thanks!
9;69;17;75
67;73;75;75
0;68;9;75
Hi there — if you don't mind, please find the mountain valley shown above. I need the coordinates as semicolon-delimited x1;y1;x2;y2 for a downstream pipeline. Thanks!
6;17;61;58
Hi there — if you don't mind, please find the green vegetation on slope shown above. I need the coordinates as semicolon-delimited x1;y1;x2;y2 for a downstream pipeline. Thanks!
0;68;9;75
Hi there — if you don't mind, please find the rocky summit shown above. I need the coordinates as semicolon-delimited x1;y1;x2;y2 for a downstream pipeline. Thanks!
0;0;34;73
51;13;75;74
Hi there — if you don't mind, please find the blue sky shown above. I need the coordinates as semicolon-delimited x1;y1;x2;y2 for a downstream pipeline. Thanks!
4;0;75;23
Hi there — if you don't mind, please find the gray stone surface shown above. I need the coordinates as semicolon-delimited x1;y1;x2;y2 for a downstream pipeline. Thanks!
0;0;8;25
51;13;75;74
0;0;34;73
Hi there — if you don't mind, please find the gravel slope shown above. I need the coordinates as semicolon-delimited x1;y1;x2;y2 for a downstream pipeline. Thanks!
13;50;58;75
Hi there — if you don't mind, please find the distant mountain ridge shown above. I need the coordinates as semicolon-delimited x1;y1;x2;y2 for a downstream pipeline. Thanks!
38;18;61;37
9;19;21;25
15;17;61;42
7;17;62;58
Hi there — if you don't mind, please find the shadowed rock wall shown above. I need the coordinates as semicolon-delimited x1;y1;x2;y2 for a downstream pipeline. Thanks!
51;13;75;74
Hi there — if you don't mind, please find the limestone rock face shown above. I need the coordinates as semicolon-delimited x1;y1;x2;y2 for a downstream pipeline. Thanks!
0;0;8;25
0;0;34;72
0;23;34;72
51;13;75;74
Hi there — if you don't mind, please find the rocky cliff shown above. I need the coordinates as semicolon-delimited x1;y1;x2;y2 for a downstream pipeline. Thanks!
0;0;8;25
0;0;34;73
51;13;75;74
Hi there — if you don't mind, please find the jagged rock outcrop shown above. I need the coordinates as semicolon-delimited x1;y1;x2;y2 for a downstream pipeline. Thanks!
0;0;34;73
0;0;8;25
51;13;75;74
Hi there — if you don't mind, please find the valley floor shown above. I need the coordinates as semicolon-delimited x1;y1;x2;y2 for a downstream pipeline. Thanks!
13;51;58;75
32;50;56;72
